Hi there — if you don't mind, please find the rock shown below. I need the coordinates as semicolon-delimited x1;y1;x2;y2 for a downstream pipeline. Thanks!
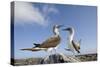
40;53;81;64
40;54;65;64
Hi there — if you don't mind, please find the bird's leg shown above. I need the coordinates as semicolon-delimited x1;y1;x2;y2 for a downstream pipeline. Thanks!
43;50;51;63
55;48;57;54
50;48;55;55
50;49;53;55
71;50;76;57
47;48;53;55
48;51;51;56
43;55;48;63
53;48;57;55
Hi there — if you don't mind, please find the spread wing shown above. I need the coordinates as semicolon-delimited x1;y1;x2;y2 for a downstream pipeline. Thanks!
39;36;60;48
72;40;80;53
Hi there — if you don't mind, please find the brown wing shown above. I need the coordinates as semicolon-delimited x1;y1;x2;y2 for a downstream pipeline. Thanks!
72;40;80;53
39;36;60;48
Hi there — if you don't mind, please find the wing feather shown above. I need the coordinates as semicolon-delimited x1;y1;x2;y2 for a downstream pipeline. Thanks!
39;36;60;48
72;40;80;53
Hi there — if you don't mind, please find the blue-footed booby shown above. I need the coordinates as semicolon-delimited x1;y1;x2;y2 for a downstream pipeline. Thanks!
62;27;81;55
21;25;63;53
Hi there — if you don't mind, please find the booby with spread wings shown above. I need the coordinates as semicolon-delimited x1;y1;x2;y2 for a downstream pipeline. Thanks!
62;27;81;55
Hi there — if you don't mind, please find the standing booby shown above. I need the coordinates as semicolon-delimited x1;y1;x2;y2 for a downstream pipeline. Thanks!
62;27;81;55
21;25;63;53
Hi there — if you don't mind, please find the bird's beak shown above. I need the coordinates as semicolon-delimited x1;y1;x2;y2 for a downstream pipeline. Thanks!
58;25;64;28
62;28;69;31
62;28;67;31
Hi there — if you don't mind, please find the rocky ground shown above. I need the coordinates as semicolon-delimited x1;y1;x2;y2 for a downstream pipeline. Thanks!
11;53;97;66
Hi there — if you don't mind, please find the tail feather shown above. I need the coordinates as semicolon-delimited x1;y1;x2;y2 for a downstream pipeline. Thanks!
33;43;40;47
77;50;80;53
